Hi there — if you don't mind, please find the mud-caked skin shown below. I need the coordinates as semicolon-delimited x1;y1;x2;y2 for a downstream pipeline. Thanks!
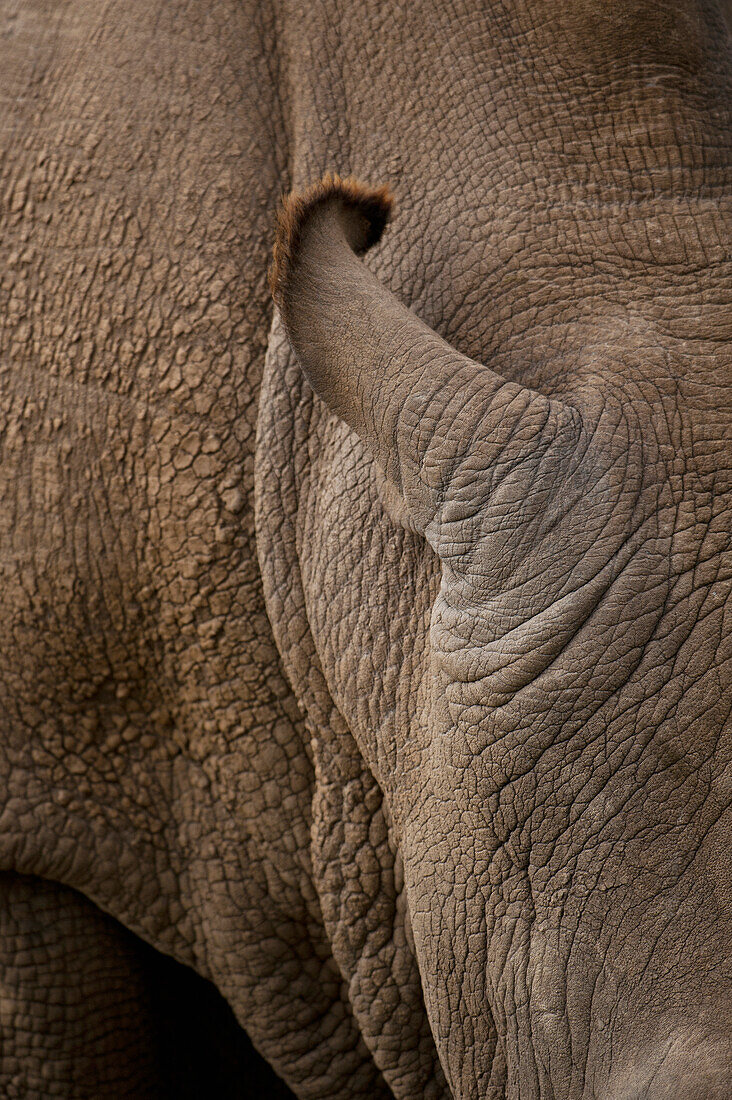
0;0;730;1097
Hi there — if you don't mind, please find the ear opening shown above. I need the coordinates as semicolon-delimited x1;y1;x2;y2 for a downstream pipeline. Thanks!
270;174;393;310
269;174;578;544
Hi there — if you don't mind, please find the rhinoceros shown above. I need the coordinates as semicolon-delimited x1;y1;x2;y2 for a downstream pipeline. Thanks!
0;0;729;1096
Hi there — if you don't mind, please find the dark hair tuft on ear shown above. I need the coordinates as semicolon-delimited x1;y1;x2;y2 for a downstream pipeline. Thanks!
269;173;393;308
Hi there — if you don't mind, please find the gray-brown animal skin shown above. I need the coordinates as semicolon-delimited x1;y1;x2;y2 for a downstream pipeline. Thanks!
0;0;730;1097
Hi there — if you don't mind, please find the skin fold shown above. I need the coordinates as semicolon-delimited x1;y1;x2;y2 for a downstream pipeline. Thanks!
0;0;730;1096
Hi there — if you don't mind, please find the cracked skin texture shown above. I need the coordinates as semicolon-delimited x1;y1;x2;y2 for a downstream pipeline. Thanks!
0;0;731;1097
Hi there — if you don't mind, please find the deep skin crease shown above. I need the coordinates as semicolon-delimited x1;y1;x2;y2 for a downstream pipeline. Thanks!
0;0;730;1097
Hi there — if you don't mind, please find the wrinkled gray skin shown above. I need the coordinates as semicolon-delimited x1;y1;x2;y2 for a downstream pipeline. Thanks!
1;0;730;1097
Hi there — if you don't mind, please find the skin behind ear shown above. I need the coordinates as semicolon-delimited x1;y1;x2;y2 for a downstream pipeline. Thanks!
270;175;581;543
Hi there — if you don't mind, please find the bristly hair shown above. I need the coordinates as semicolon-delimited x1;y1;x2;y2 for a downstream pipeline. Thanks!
269;173;394;309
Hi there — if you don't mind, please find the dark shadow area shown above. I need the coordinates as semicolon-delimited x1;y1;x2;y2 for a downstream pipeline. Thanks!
139;939;297;1099
0;872;296;1099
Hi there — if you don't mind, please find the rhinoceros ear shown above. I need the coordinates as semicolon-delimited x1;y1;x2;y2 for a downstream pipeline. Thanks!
271;175;579;542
